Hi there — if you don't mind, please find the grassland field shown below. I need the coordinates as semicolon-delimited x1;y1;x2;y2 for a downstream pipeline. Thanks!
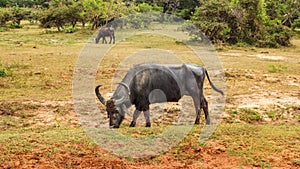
0;23;299;168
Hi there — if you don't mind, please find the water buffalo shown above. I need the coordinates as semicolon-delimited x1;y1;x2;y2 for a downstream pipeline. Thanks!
95;26;115;44
95;63;224;128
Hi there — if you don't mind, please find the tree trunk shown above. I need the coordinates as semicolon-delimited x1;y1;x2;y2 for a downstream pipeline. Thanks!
72;21;76;28
160;2;170;23
170;1;180;22
92;16;99;30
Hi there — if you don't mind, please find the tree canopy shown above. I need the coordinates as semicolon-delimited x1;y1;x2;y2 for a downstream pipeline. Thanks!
0;0;299;47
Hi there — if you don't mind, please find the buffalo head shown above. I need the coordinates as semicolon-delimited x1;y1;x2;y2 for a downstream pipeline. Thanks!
95;83;130;128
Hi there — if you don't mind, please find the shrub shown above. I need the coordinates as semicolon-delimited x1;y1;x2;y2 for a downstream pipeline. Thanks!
135;3;153;13
64;26;78;33
125;13;159;29
239;108;263;123
9;23;23;29
0;7;11;26
0;60;7;77
267;64;288;73
189;0;294;47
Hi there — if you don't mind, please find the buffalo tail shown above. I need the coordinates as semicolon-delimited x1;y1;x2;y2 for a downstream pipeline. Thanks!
204;69;224;95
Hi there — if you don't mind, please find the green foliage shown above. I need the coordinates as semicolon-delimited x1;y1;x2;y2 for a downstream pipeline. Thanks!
9;23;23;28
258;0;268;24
266;111;280;120
189;0;237;44
225;108;263;123
267;64;288;73
189;0;295;47
0;0;298;47
11;6;31;25
292;17;300;30
239;108;263;123
64;26;78;33
0;7;11;26
0;68;7;77
0;6;32;27
0;60;7;77
135;3;154;12
292;160;300;166
124;13;159;29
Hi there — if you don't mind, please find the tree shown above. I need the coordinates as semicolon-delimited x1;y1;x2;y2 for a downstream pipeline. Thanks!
265;0;300;27
189;0;293;47
11;6;31;25
82;0;109;29
0;7;11;26
126;0;199;22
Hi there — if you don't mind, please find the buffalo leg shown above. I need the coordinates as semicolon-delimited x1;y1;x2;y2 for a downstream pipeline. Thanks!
102;37;107;44
112;34;115;44
143;110;151;127
130;110;141;127
193;98;201;124
202;97;210;125
109;35;112;44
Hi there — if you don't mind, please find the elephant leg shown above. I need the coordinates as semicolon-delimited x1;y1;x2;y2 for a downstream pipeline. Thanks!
130;109;141;127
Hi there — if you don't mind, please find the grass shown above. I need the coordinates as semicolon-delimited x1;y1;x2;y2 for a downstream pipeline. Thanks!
0;123;299;168
0;22;300;168
0;24;86;101
239;108;263;123
212;123;300;167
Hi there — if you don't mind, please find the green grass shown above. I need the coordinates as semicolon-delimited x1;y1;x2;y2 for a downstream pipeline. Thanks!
0;23;91;100
239;108;263;123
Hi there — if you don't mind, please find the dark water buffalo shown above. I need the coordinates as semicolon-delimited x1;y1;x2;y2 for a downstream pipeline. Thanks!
95;63;224;128
95;27;115;44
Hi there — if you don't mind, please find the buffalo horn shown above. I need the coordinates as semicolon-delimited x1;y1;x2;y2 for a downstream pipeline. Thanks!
95;85;106;105
118;82;130;95
114;82;130;105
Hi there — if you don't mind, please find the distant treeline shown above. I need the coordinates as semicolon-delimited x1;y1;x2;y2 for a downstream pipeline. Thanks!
0;0;299;47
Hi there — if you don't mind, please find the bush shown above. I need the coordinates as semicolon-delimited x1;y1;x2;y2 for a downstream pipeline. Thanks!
9;23;23;29
0;60;7;77
189;0;294;47
0;68;7;77
0;27;6;32
267;64;288;73
64;26;78;33
239;108;263;123
125;13;159;29
0;7;11;26
135;3;153;13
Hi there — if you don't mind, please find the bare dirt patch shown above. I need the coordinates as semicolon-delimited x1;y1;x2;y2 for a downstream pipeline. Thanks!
0;100;78;130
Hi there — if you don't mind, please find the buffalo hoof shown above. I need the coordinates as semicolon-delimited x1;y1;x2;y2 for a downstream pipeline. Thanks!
146;122;151;127
205;120;211;125
129;121;136;127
